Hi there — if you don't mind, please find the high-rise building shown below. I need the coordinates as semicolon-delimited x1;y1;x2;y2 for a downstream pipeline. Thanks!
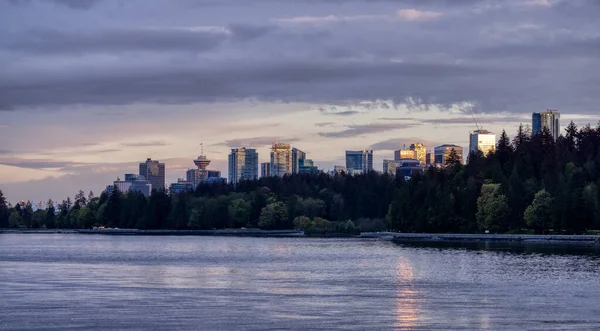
383;159;397;176
532;110;561;140
345;150;373;174
139;158;165;191
186;146;223;188
469;130;496;156
228;148;259;184
394;149;415;161
298;159;319;174
434;145;464;165
291;148;306;174
261;162;272;178
271;142;292;177
410;143;427;166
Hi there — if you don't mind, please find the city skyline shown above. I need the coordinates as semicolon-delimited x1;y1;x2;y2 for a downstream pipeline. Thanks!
2;0;600;202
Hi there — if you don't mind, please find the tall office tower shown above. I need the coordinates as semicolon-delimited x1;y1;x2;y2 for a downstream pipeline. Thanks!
291;148;306;174
345;150;373;174
270;142;292;177
139;158;165;191
261;162;272;178
532;110;561;140
394;149;416;161
383;159;397;176
228;148;259;184
469;130;496;156
434;145;464;165
410;143;427;166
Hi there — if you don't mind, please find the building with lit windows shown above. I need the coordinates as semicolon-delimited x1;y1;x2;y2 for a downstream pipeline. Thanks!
394;149;415;161
410;143;427;167
434;145;464;165
469;130;496;156
139;158;165;191
228;148;259;184
532;110;560;140
345;150;373;174
271;142;292;177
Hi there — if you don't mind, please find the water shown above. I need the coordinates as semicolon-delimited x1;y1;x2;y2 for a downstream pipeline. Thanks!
1;235;599;330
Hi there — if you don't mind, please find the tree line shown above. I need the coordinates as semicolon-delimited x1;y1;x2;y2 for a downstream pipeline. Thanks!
1;121;600;234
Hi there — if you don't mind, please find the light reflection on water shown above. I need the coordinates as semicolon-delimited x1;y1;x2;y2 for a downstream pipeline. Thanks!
1;235;599;330
394;257;420;330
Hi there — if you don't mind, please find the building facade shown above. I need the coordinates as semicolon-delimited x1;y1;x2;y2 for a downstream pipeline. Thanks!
270;142;292;177
106;174;152;197
345;150;373;174
261;162;272;178
434;145;464;165
228;148;259;184
139;158;165;191
291;148;306;174
394;149;415;161
469;130;496;156
532;110;561;140
298;159;319;174
397;159;422;177
410;143;427;166
383;159;397;176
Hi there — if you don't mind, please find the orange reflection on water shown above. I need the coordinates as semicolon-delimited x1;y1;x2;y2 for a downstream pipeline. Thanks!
394;257;421;330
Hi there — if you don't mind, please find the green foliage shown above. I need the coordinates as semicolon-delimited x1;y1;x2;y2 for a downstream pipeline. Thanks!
0;189;9;228
524;189;554;233
476;183;510;233
8;211;23;228
258;202;289;230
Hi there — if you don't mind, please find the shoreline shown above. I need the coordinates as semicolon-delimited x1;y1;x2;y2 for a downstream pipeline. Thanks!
2;229;599;246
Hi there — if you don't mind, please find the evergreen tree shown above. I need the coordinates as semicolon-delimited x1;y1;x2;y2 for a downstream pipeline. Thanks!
0;189;8;228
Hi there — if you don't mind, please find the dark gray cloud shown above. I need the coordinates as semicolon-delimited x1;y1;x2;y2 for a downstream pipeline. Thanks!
1;0;599;115
9;0;103;10
319;123;418;138
7;27;230;55
121;141;170;147
217;136;300;148
0;149;14;154
421;115;528;125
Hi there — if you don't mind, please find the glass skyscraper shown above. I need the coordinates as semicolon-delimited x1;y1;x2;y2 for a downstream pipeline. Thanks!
291;148;306;174
345;150;373;174
270;143;292;177
228;148;258;184
532;110;560;140
469;130;496;156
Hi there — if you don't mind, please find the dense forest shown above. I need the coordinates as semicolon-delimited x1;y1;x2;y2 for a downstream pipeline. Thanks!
1;121;600;234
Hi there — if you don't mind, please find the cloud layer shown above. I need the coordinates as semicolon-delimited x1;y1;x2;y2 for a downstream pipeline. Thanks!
1;0;599;114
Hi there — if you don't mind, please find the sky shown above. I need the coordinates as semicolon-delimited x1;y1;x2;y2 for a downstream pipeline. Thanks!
1;0;599;203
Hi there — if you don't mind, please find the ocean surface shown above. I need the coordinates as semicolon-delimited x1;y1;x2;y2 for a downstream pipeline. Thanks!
1;234;599;330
